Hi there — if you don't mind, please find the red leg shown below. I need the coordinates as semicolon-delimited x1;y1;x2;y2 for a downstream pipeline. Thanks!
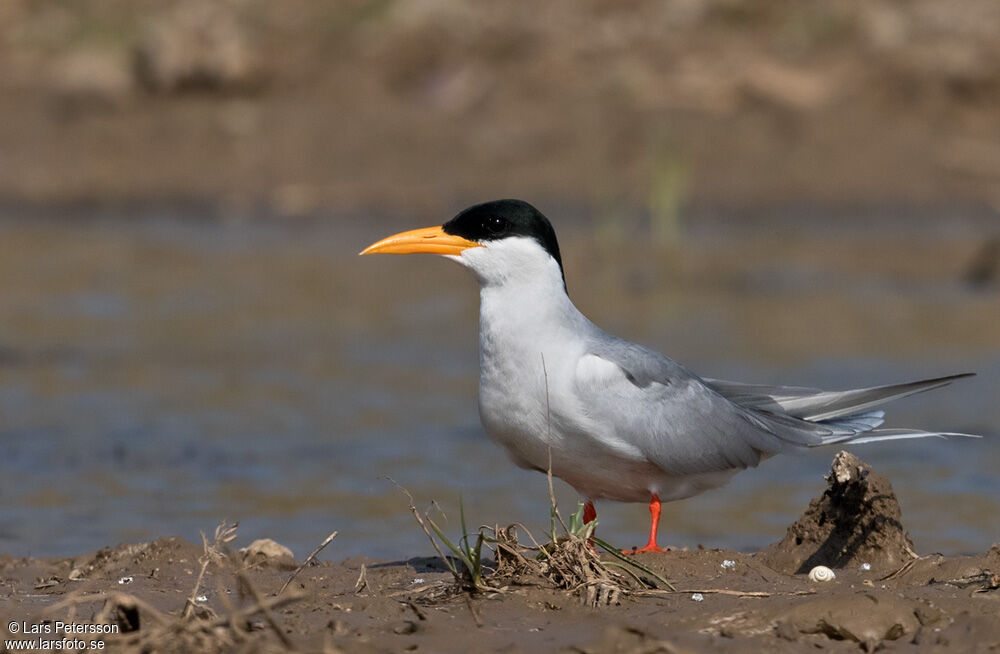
624;494;667;554
582;500;598;551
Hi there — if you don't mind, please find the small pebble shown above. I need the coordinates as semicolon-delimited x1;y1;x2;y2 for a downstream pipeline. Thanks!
860;562;871;571
691;593;704;602
721;559;736;570
392;621;418;635
808;565;836;582
117;576;133;585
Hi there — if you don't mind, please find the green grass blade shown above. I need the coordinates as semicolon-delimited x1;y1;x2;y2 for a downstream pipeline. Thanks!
602;561;649;587
591;536;676;591
459;497;471;556
568;502;584;535
426;516;467;576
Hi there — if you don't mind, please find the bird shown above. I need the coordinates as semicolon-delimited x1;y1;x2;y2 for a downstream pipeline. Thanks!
360;199;977;553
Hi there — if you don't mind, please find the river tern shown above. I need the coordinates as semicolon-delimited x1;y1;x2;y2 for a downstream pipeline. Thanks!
361;199;976;553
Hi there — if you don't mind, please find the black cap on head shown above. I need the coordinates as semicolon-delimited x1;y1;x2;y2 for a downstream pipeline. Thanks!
442;200;564;274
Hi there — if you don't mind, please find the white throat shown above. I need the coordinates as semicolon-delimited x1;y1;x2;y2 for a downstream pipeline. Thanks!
450;236;564;289
446;236;575;333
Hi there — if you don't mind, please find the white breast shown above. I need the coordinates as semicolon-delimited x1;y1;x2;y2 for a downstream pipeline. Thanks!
458;236;738;503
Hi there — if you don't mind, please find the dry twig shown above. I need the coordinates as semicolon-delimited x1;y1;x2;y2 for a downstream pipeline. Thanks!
278;530;338;596
234;559;296;649
637;588;816;598
39;591;171;626
182;520;238;619
388;477;468;589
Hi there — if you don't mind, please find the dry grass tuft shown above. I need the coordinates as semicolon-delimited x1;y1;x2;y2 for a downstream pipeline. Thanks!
32;521;311;653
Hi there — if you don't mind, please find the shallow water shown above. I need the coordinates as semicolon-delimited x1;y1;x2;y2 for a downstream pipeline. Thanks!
0;206;997;561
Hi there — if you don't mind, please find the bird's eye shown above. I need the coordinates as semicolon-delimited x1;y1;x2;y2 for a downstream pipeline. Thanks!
484;216;507;235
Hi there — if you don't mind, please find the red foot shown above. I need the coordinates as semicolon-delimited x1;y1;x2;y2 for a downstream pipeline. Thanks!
621;494;667;555
622;543;667;555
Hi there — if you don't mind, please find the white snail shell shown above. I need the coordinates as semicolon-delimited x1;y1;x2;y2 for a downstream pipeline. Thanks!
808;565;836;582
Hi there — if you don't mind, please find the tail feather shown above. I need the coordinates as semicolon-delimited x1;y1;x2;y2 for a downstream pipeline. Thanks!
748;407;981;450
707;373;975;422
824;409;885;434
843;429;982;445
782;373;976;422
723;373;982;450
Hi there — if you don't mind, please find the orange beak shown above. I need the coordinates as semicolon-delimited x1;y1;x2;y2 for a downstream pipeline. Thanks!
359;226;481;256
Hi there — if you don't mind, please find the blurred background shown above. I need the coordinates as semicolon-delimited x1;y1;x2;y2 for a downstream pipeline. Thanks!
0;0;997;562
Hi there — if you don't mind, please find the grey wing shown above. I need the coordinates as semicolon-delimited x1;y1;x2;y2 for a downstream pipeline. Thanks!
703;372;980;444
581;339;978;477
703;374;974;421
579;339;814;476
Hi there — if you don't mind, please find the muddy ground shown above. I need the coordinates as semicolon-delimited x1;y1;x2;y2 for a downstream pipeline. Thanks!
2;453;998;653
3;0;1000;214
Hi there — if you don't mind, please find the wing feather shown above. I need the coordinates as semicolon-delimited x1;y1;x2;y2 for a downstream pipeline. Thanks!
579;337;977;478
704;373;974;421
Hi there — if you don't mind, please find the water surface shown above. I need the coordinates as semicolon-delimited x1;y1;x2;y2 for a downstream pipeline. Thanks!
1;207;997;561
